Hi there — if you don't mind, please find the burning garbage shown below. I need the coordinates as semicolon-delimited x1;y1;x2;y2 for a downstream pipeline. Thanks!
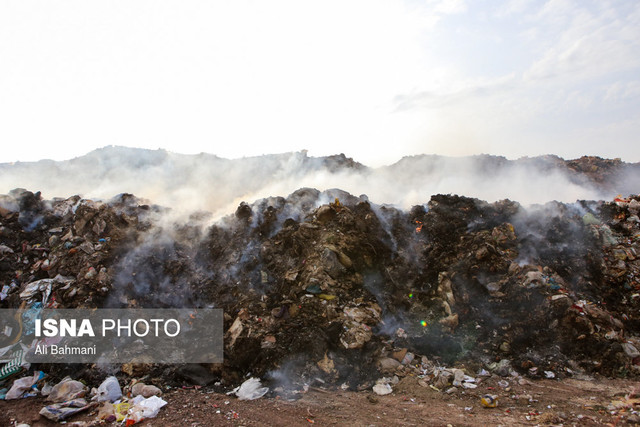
1;180;640;423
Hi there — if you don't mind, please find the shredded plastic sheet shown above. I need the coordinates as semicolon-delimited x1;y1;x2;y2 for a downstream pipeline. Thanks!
39;398;93;421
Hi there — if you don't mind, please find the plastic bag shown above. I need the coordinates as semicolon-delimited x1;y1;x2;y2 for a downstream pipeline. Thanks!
126;395;168;424
93;376;122;402
47;377;87;403
6;371;45;399
232;377;269;400
39;398;92;421
41;382;53;396
131;382;162;398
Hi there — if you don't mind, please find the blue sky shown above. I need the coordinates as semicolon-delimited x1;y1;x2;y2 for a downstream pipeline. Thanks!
1;0;638;166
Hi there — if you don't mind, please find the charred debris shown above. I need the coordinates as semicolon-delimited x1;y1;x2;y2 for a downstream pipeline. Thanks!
1;186;639;391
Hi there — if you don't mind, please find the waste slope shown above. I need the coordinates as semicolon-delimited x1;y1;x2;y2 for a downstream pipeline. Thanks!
1;187;639;389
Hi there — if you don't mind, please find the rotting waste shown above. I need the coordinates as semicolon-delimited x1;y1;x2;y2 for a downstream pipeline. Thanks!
0;180;639;423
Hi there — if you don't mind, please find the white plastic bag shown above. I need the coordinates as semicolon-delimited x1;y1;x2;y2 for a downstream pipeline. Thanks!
93;376;122;402
6;371;42;399
127;395;168;423
232;377;269;400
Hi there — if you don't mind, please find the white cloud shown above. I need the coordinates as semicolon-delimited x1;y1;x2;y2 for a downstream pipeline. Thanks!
605;81;640;102
524;2;640;82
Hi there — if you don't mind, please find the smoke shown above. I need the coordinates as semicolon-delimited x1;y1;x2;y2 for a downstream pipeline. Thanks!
1;147;633;220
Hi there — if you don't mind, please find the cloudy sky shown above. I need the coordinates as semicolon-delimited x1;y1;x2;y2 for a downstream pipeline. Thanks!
1;0;638;166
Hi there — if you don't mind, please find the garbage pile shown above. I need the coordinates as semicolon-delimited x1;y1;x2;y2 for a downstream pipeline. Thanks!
195;189;640;384
1;186;640;421
0;189;157;311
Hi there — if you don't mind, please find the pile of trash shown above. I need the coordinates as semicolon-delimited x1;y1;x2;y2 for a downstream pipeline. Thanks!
196;189;640;384
0;189;156;310
1;185;640;421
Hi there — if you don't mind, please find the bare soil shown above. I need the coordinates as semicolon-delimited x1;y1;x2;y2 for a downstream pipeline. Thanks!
1;376;639;426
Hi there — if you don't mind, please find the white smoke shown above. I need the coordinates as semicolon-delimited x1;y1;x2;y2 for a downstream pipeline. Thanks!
0;147;626;217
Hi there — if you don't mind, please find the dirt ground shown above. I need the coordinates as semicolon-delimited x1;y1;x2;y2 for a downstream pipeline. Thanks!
1;375;639;426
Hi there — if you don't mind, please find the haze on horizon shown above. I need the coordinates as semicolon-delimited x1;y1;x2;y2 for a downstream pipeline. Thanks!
1;0;639;166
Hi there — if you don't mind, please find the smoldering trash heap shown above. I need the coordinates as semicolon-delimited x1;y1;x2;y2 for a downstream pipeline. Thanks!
0;156;640;424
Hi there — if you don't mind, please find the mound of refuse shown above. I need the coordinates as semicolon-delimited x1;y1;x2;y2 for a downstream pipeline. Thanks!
1;186;640;398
